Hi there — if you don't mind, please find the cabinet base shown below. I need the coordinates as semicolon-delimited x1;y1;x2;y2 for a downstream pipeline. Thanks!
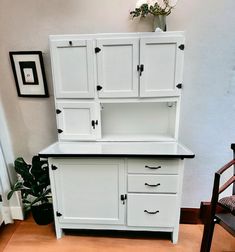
54;224;179;243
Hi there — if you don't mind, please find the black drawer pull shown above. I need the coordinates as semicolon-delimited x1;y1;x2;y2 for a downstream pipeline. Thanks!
144;210;159;214
144;183;161;187
145;165;161;170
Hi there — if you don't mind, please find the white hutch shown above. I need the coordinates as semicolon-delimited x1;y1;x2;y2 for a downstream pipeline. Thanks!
39;31;194;243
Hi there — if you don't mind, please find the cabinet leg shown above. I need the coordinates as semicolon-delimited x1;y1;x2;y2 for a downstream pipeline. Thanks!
55;225;63;239
171;228;179;244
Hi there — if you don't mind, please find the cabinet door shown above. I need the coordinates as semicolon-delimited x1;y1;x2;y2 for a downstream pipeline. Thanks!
139;36;184;97
56;101;100;141
51;158;126;225
50;39;95;98
96;38;139;98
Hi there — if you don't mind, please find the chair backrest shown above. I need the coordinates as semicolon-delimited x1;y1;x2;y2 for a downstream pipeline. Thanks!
231;143;235;195
210;145;235;216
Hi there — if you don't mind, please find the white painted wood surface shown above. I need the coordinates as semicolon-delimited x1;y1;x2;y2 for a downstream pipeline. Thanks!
127;194;177;227
128;174;179;193
50;39;95;98
50;158;125;225
56;101;100;140
139;36;184;97
96;38;139;98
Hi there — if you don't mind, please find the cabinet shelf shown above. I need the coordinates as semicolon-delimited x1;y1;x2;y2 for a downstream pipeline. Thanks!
100;133;175;142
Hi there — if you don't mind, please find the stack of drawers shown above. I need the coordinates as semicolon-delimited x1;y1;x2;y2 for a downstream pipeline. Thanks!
127;158;180;228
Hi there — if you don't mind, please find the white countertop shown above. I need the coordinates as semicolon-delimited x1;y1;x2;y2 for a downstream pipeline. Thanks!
39;141;194;158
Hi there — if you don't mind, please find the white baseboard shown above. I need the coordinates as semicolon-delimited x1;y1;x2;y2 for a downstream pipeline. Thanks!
10;206;24;220
0;203;3;225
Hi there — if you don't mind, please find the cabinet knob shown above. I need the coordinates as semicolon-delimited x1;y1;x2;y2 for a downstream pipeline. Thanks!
120;194;127;204
137;64;144;76
91;120;98;129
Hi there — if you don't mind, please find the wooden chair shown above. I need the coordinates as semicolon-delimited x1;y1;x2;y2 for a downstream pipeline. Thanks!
200;144;235;252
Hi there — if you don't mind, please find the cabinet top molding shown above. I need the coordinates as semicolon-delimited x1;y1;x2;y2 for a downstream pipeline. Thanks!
39;141;194;158
49;31;185;41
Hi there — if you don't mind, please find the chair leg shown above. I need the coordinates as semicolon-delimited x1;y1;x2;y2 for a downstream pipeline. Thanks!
200;218;216;252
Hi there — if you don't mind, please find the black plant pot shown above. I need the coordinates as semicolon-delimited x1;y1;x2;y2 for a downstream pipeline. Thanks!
31;203;54;225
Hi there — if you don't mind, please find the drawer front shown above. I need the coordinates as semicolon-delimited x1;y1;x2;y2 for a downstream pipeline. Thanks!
128;174;179;193
128;159;179;174
127;194;177;227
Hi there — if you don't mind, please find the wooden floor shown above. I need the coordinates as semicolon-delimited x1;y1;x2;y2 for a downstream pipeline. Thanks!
0;217;234;252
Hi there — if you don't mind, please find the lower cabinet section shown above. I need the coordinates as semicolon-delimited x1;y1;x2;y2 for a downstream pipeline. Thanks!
48;157;184;244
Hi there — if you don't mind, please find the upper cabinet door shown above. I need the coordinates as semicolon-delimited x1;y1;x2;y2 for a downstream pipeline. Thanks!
51;39;95;98
139;36;184;97
56;101;100;141
96;38;139;98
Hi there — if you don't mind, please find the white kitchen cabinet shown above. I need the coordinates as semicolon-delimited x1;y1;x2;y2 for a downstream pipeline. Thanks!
139;36;184;97
50;39;95;98
49;32;184;99
96;38;139;98
56;101;100;141
41;32;194;244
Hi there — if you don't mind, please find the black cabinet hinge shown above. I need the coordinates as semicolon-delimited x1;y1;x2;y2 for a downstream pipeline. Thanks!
57;129;63;134
56;211;62;217
96;85;103;91
137;64;144;76
176;83;182;89
95;47;101;53
91;120;98;129
51;165;58;170
56;109;62;114
178;44;185;50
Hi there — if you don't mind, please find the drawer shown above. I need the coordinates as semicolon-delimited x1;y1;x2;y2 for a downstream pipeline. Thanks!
127;194;177;227
128;174;179;193
128;159;179;174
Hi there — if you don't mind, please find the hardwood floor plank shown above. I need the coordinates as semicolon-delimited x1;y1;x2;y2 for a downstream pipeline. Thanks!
0;221;21;252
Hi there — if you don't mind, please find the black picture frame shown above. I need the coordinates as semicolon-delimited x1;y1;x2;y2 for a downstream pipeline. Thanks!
9;51;49;97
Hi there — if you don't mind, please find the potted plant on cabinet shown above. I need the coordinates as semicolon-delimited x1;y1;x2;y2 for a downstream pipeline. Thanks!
7;155;54;225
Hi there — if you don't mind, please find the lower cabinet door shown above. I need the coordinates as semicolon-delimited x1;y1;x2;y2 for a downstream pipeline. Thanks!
51;158;126;225
127;194;177;227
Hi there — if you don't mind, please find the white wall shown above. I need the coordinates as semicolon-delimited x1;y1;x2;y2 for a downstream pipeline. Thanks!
0;0;235;208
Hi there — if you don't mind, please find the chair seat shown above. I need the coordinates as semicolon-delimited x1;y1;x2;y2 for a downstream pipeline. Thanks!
218;195;235;215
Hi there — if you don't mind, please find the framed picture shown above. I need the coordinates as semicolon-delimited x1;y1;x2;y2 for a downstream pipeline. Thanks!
9;51;49;97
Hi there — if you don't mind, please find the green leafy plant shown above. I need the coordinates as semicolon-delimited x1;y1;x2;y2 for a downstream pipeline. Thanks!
130;0;176;18
7;156;51;212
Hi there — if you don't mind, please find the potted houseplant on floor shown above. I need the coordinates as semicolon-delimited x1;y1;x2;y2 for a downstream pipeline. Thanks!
7;155;54;225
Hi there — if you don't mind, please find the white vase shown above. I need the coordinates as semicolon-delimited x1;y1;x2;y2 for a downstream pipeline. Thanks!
153;15;167;32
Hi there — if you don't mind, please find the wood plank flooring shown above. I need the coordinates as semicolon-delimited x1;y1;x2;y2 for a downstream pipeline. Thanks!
0;217;234;251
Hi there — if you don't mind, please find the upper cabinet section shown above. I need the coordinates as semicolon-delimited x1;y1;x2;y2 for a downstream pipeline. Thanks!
96;38;139;98
50;32;185;99
140;36;184;97
50;39;95;98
